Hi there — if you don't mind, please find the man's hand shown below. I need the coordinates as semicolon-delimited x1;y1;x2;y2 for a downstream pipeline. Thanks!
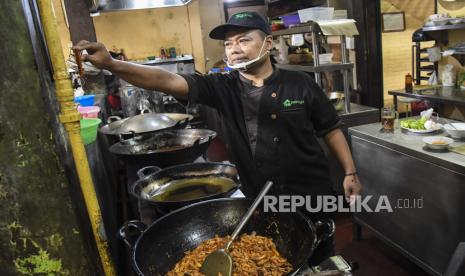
324;129;362;204
73;40;189;100
72;40;114;70
343;174;362;205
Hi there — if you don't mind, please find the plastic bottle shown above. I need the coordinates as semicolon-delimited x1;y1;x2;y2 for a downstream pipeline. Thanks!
160;47;167;59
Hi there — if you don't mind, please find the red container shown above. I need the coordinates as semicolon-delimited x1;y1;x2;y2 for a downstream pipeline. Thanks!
107;94;121;110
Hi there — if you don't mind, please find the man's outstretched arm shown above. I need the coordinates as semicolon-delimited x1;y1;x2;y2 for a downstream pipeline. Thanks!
73;40;189;100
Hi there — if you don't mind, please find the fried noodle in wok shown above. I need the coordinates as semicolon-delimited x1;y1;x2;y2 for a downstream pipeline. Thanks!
167;232;293;276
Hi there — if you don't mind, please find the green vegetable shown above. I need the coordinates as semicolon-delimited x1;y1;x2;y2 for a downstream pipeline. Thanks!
400;118;426;130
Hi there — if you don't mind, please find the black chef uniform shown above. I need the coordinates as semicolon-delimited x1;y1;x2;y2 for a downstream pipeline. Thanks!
182;67;341;265
182;67;341;198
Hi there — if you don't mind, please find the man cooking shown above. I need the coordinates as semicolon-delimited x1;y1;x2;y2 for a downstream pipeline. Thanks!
74;11;361;265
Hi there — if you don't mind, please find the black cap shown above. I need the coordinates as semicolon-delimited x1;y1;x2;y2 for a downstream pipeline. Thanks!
209;12;271;40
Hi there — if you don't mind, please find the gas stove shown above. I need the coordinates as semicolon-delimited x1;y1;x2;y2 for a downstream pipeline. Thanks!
297;255;353;276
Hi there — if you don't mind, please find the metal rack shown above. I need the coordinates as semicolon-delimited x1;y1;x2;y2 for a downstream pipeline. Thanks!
272;22;354;112
411;28;438;85
422;22;465;32
421;22;465;68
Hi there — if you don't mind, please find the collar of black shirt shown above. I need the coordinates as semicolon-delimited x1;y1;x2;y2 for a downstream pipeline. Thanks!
238;66;280;87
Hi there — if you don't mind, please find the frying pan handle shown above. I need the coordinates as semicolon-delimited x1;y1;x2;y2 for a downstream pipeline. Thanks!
118;131;136;143
175;118;188;127
118;220;147;248
314;218;335;248
107;116;121;124
225;181;273;250
193;135;215;146
137;166;162;179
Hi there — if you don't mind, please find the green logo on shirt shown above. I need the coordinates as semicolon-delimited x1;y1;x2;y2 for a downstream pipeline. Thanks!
283;99;304;108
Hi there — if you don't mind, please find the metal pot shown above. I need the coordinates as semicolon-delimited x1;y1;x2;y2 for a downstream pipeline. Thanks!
109;129;216;170
329;92;345;112
130;162;240;214
119;198;335;276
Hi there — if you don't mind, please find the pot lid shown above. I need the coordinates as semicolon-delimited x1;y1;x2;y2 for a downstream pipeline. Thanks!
99;113;179;136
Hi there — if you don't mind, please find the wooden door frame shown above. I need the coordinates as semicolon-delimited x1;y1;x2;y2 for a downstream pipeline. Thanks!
349;0;384;108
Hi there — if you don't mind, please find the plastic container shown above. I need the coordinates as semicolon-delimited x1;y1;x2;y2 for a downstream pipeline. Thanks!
209;68;221;74
80;118;101;145
318;53;333;64
298;7;334;23
281;14;300;28
77;106;101;118
74;95;95;107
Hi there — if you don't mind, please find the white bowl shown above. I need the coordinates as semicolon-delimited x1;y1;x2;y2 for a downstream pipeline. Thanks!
433;19;449;26
449;18;463;25
424;21;434;27
443;123;465;138
422;136;454;150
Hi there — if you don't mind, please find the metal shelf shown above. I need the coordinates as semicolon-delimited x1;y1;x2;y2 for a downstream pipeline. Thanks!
419;65;435;71
422;23;465;32
271;22;320;36
276;63;354;73
272;20;352;112
448;50;465;55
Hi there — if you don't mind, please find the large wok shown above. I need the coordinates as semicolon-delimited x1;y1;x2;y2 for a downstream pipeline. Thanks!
120;198;335;276
109;129;216;168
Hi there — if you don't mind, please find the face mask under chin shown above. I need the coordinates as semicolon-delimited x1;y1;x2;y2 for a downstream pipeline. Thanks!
225;37;269;71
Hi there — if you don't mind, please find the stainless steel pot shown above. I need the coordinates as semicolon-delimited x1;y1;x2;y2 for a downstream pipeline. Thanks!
329;92;345;112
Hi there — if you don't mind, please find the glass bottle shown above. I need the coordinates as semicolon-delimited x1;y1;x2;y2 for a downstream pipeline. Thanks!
405;73;413;93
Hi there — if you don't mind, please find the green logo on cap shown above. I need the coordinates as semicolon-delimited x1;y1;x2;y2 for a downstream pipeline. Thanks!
235;12;253;19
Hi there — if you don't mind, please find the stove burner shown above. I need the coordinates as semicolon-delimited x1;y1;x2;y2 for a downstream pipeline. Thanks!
298;255;353;276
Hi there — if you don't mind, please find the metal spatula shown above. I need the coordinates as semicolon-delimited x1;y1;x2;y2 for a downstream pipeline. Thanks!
200;181;274;276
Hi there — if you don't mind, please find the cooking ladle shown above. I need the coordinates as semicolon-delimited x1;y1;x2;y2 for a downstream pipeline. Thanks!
200;181;273;276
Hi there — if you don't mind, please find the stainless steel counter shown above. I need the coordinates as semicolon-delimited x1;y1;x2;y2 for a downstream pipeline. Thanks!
131;56;194;66
349;120;465;174
389;87;465;110
338;103;379;119
130;57;195;74
349;119;465;276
